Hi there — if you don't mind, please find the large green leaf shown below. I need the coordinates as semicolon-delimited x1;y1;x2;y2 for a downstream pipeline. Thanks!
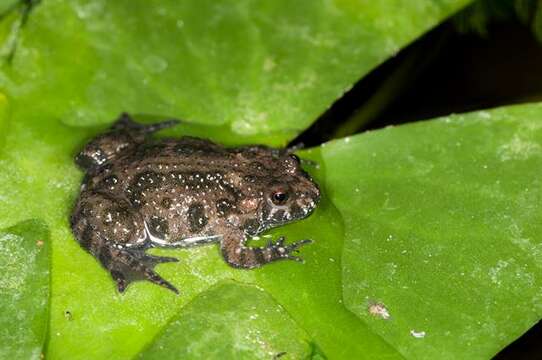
139;281;312;359
0;220;50;360
2;0;469;143
0;1;474;359
311;103;542;359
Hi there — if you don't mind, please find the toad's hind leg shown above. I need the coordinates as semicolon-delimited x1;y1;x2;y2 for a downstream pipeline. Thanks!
71;193;180;294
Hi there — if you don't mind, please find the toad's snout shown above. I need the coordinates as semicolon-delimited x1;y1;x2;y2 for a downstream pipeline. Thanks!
296;188;320;216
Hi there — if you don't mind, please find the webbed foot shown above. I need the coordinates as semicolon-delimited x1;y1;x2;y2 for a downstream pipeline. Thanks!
220;232;313;269
103;247;180;294
266;236;313;263
113;113;180;134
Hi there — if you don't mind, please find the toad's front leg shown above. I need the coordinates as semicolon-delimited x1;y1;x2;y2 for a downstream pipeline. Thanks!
220;230;312;269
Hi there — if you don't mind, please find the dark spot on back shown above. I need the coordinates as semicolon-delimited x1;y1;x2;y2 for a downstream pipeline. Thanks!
220;178;242;200
148;216;169;239
161;197;172;209
100;175;119;189
243;175;257;183
128;171;163;193
216;198;235;217
187;203;208;233
127;190;145;209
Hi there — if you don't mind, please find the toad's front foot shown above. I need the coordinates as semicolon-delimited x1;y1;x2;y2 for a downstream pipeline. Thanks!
221;234;313;269
266;236;313;262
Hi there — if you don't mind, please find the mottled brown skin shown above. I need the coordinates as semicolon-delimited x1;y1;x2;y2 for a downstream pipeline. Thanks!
70;113;320;294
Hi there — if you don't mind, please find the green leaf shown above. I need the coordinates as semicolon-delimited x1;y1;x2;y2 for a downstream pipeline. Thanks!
0;0;19;15
0;91;8;147
139;281;312;359
2;0;469;144
0;220;50;360
311;103;542;359
0;1;472;359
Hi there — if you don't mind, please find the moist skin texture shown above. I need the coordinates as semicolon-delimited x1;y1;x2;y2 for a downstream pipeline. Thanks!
70;113;320;294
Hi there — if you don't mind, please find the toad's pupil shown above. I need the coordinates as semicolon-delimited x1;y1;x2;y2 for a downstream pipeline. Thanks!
272;192;288;204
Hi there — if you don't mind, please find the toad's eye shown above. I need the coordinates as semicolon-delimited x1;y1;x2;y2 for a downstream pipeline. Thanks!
271;191;289;205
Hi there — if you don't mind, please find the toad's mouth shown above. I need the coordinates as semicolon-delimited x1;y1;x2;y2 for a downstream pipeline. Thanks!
260;196;318;231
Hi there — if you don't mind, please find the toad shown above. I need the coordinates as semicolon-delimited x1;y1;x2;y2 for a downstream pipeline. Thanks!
70;113;320;294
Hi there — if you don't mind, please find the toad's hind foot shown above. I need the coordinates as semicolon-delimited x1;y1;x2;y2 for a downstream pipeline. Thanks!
100;246;180;294
113;113;179;134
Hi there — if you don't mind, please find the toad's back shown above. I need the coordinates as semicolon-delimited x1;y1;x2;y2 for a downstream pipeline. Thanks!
83;137;254;245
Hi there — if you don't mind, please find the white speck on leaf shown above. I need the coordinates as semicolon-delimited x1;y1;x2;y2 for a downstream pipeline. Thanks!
410;330;426;338
368;303;390;320
498;134;541;161
488;260;509;285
